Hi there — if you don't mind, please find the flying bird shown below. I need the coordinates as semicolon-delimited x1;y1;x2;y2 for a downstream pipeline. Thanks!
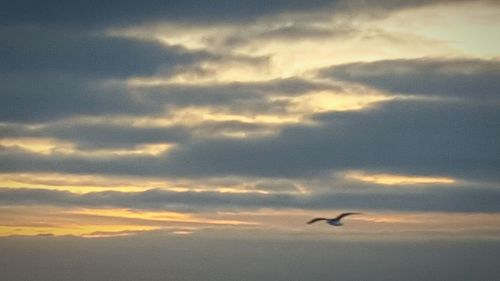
307;212;362;226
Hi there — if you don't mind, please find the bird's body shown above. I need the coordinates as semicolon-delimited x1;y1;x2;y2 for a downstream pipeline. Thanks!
307;212;361;226
327;219;343;226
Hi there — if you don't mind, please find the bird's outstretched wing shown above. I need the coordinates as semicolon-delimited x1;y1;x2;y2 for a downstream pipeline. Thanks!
334;212;362;221
307;218;327;224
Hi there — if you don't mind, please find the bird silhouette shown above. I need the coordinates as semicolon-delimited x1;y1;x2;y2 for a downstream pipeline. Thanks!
307;212;362;226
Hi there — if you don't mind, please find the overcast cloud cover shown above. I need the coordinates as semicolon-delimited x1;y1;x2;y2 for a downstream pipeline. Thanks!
1;0;500;280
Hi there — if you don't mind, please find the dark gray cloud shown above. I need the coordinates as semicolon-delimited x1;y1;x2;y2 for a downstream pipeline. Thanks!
0;75;324;122
144;77;330;115
0;74;161;122
1;186;500;213
1;99;499;182
0;0;335;27
162;99;500;181
0;26;217;122
47;124;189;150
0;0;469;28
0;120;272;150
147;77;331;103
0;27;210;78
320;58;500;101
0;146;165;176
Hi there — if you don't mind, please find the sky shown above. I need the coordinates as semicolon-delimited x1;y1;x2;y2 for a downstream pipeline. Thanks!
1;0;500;280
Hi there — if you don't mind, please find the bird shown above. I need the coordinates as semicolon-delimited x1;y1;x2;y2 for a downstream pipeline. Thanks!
307;212;362;226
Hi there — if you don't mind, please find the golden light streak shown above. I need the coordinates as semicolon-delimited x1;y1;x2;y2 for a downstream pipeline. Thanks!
59;143;174;157
214;187;269;194
0;172;307;195
72;208;192;222
0;206;256;237
131;106;303;129
72;207;255;227
0;225;158;238
289;91;390;113
171;230;194;235
88;143;173;156
0;173;160;193
1;136;173;157
0;137;74;155
200;111;300;124
346;171;456;185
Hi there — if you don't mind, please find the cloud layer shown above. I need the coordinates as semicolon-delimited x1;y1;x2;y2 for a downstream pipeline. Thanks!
321;58;500;101
2;0;472;27
2;186;500;213
5;98;497;183
1;0;500;242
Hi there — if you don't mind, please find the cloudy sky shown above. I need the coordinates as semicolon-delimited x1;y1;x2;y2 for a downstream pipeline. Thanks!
1;0;500;280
